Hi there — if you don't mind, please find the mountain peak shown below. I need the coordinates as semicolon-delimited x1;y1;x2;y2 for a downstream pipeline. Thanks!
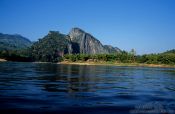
70;27;85;33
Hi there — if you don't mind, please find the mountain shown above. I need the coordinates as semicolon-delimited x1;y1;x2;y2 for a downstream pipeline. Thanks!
0;33;32;50
30;28;121;62
30;31;72;62
68;28;121;54
68;28;108;54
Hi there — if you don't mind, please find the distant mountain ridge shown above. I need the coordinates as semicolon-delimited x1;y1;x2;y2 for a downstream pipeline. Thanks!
0;33;32;50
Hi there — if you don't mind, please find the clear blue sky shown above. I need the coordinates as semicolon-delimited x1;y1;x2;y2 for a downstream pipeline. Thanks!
0;0;175;54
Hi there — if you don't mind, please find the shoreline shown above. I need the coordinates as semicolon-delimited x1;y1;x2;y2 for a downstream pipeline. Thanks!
1;59;175;68
0;58;7;62
59;61;175;68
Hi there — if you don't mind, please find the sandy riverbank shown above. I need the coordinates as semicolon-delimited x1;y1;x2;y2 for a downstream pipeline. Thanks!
0;58;7;62
1;59;175;68
59;61;175;68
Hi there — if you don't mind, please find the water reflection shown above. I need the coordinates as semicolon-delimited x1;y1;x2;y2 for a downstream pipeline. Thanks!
34;64;175;96
36;64;109;93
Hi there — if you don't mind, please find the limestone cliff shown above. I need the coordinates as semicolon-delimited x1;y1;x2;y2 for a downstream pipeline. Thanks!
68;28;120;54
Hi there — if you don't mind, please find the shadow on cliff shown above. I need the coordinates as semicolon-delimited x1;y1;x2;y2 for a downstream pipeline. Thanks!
71;42;80;54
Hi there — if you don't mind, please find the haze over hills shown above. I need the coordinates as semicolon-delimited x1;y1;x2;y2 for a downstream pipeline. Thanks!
0;33;32;50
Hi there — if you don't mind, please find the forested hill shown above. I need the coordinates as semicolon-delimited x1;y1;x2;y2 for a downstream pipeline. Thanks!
30;31;72;62
0;33;32;50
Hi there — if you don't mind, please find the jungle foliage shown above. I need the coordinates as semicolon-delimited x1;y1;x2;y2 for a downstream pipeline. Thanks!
63;50;175;65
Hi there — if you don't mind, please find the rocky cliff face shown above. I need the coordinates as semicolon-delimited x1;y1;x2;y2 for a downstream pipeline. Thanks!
68;28;120;54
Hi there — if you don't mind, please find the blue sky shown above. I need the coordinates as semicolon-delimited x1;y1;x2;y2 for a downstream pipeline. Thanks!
0;0;175;54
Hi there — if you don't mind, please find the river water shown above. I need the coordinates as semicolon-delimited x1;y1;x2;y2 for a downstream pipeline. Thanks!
0;62;175;114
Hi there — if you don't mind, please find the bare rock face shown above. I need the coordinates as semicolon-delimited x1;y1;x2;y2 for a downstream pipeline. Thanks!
68;28;108;54
68;28;121;54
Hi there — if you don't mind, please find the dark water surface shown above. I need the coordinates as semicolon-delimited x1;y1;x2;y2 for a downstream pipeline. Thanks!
0;62;175;114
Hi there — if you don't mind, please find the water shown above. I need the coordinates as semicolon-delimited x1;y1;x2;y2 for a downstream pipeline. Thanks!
0;62;175;114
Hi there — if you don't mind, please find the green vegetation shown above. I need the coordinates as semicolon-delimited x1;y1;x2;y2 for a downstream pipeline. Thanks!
1;46;175;65
137;53;175;65
0;32;175;65
0;33;32;62
29;31;70;62
63;50;135;63
0;31;72;62
63;50;175;65
0;37;175;65
0;49;32;62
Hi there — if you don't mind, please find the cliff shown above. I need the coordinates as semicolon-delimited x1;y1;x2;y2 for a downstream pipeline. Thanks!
68;28;120;54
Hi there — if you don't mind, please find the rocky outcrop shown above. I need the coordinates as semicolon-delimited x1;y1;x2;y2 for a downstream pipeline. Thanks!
68;28;120;54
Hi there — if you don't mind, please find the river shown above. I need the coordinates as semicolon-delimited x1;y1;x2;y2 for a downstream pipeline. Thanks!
0;62;175;114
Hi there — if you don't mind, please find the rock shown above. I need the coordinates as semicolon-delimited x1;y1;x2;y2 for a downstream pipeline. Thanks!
69;28;119;54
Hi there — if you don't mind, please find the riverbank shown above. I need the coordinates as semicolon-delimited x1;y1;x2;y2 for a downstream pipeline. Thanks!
59;61;175;68
0;58;7;62
1;59;175;68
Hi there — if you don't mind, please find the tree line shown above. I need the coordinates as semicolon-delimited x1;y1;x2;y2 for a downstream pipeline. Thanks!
0;46;175;65
0;49;32;62
63;50;175;65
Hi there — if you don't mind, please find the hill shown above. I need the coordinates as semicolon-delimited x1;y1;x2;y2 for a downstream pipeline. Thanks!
0;33;32;50
30;28;121;62
30;31;72;62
